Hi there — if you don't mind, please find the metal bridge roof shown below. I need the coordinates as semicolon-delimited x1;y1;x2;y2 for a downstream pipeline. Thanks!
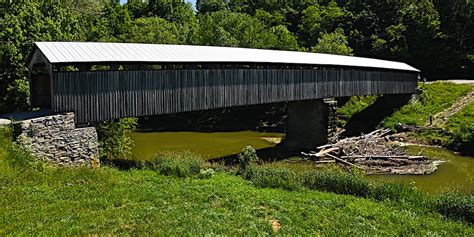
33;42;420;72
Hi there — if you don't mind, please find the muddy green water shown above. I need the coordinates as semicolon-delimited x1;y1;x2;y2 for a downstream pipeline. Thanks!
131;131;284;161
131;131;473;193
370;146;474;194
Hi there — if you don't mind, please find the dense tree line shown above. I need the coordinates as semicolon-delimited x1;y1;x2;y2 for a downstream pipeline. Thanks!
0;0;472;114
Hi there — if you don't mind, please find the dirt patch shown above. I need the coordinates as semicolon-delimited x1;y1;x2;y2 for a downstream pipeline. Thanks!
271;218;281;232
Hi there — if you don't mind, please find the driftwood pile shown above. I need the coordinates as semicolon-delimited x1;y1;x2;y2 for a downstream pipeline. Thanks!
302;129;444;175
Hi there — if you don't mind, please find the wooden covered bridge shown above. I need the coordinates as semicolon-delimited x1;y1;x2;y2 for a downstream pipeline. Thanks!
28;42;419;148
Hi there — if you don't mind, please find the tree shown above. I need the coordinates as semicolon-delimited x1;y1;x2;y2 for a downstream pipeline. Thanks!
311;28;353;56
195;10;299;50
196;0;228;14
122;17;181;44
298;2;344;48
0;2;83;113
433;0;474;78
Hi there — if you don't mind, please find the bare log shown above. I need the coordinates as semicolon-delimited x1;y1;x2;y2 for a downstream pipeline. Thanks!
326;153;364;169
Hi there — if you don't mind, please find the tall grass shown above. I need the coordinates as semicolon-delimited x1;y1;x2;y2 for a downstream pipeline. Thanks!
149;151;204;178
241;165;473;223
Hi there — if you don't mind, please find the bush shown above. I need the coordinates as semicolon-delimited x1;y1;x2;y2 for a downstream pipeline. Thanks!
198;168;215;179
436;193;474;223
96;118;138;160
303;170;371;197
242;165;301;190
237;145;259;170
150;152;204;178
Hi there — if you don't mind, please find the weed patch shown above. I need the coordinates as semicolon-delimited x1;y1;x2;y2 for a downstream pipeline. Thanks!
150;151;204;178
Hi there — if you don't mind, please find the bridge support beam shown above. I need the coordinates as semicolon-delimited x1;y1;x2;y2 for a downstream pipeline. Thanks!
285;99;328;150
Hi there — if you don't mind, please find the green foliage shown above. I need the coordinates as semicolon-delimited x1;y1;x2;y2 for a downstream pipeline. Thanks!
436;193;474;223
195;10;299;50
450;124;474;154
197;0;228;14
123;17;181;44
97;118;138;160
311;28;353;55
237;145;259;169
198;168;216;179
382;83;472;130
0;1;82;113
150;152;204;178
299;2;344;47
1;0;473;115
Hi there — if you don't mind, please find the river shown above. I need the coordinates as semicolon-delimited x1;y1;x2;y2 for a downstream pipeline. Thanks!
131;131;473;193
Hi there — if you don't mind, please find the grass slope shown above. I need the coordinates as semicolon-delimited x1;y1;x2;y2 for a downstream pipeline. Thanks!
1;165;473;235
0;129;473;234
381;82;472;129
447;101;474;132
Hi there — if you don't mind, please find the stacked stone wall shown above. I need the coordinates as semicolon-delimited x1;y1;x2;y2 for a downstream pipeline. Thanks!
15;112;99;166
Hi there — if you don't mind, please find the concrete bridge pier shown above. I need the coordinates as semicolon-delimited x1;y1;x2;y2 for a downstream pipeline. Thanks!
285;99;329;150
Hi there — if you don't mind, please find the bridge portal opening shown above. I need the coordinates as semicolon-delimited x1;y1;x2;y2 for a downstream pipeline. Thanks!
30;64;52;109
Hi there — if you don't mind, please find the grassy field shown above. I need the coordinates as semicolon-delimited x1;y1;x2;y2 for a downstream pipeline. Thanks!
2;163;473;235
1;129;473;235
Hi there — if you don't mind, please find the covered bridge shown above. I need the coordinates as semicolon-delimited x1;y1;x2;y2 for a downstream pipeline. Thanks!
28;42;419;148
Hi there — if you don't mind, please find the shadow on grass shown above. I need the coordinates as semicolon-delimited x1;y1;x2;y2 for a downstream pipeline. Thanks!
343;94;412;137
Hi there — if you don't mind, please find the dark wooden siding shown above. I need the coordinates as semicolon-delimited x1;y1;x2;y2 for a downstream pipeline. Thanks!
51;69;418;124
31;74;51;108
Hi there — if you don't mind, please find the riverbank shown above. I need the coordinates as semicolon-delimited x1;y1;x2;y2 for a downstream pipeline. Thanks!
1;130;472;234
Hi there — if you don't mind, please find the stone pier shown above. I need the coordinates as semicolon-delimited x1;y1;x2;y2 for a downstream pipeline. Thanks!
14;112;99;167
285;99;329;150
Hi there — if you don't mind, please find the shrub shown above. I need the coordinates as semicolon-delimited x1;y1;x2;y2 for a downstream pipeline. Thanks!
150;152;204;178
242;165;301;190
303;170;371;197
96;118;138;160
237;145;259;169
198;168;215;179
436;193;474;223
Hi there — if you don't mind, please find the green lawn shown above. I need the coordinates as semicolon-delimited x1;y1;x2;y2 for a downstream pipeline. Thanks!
1;159;472;235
